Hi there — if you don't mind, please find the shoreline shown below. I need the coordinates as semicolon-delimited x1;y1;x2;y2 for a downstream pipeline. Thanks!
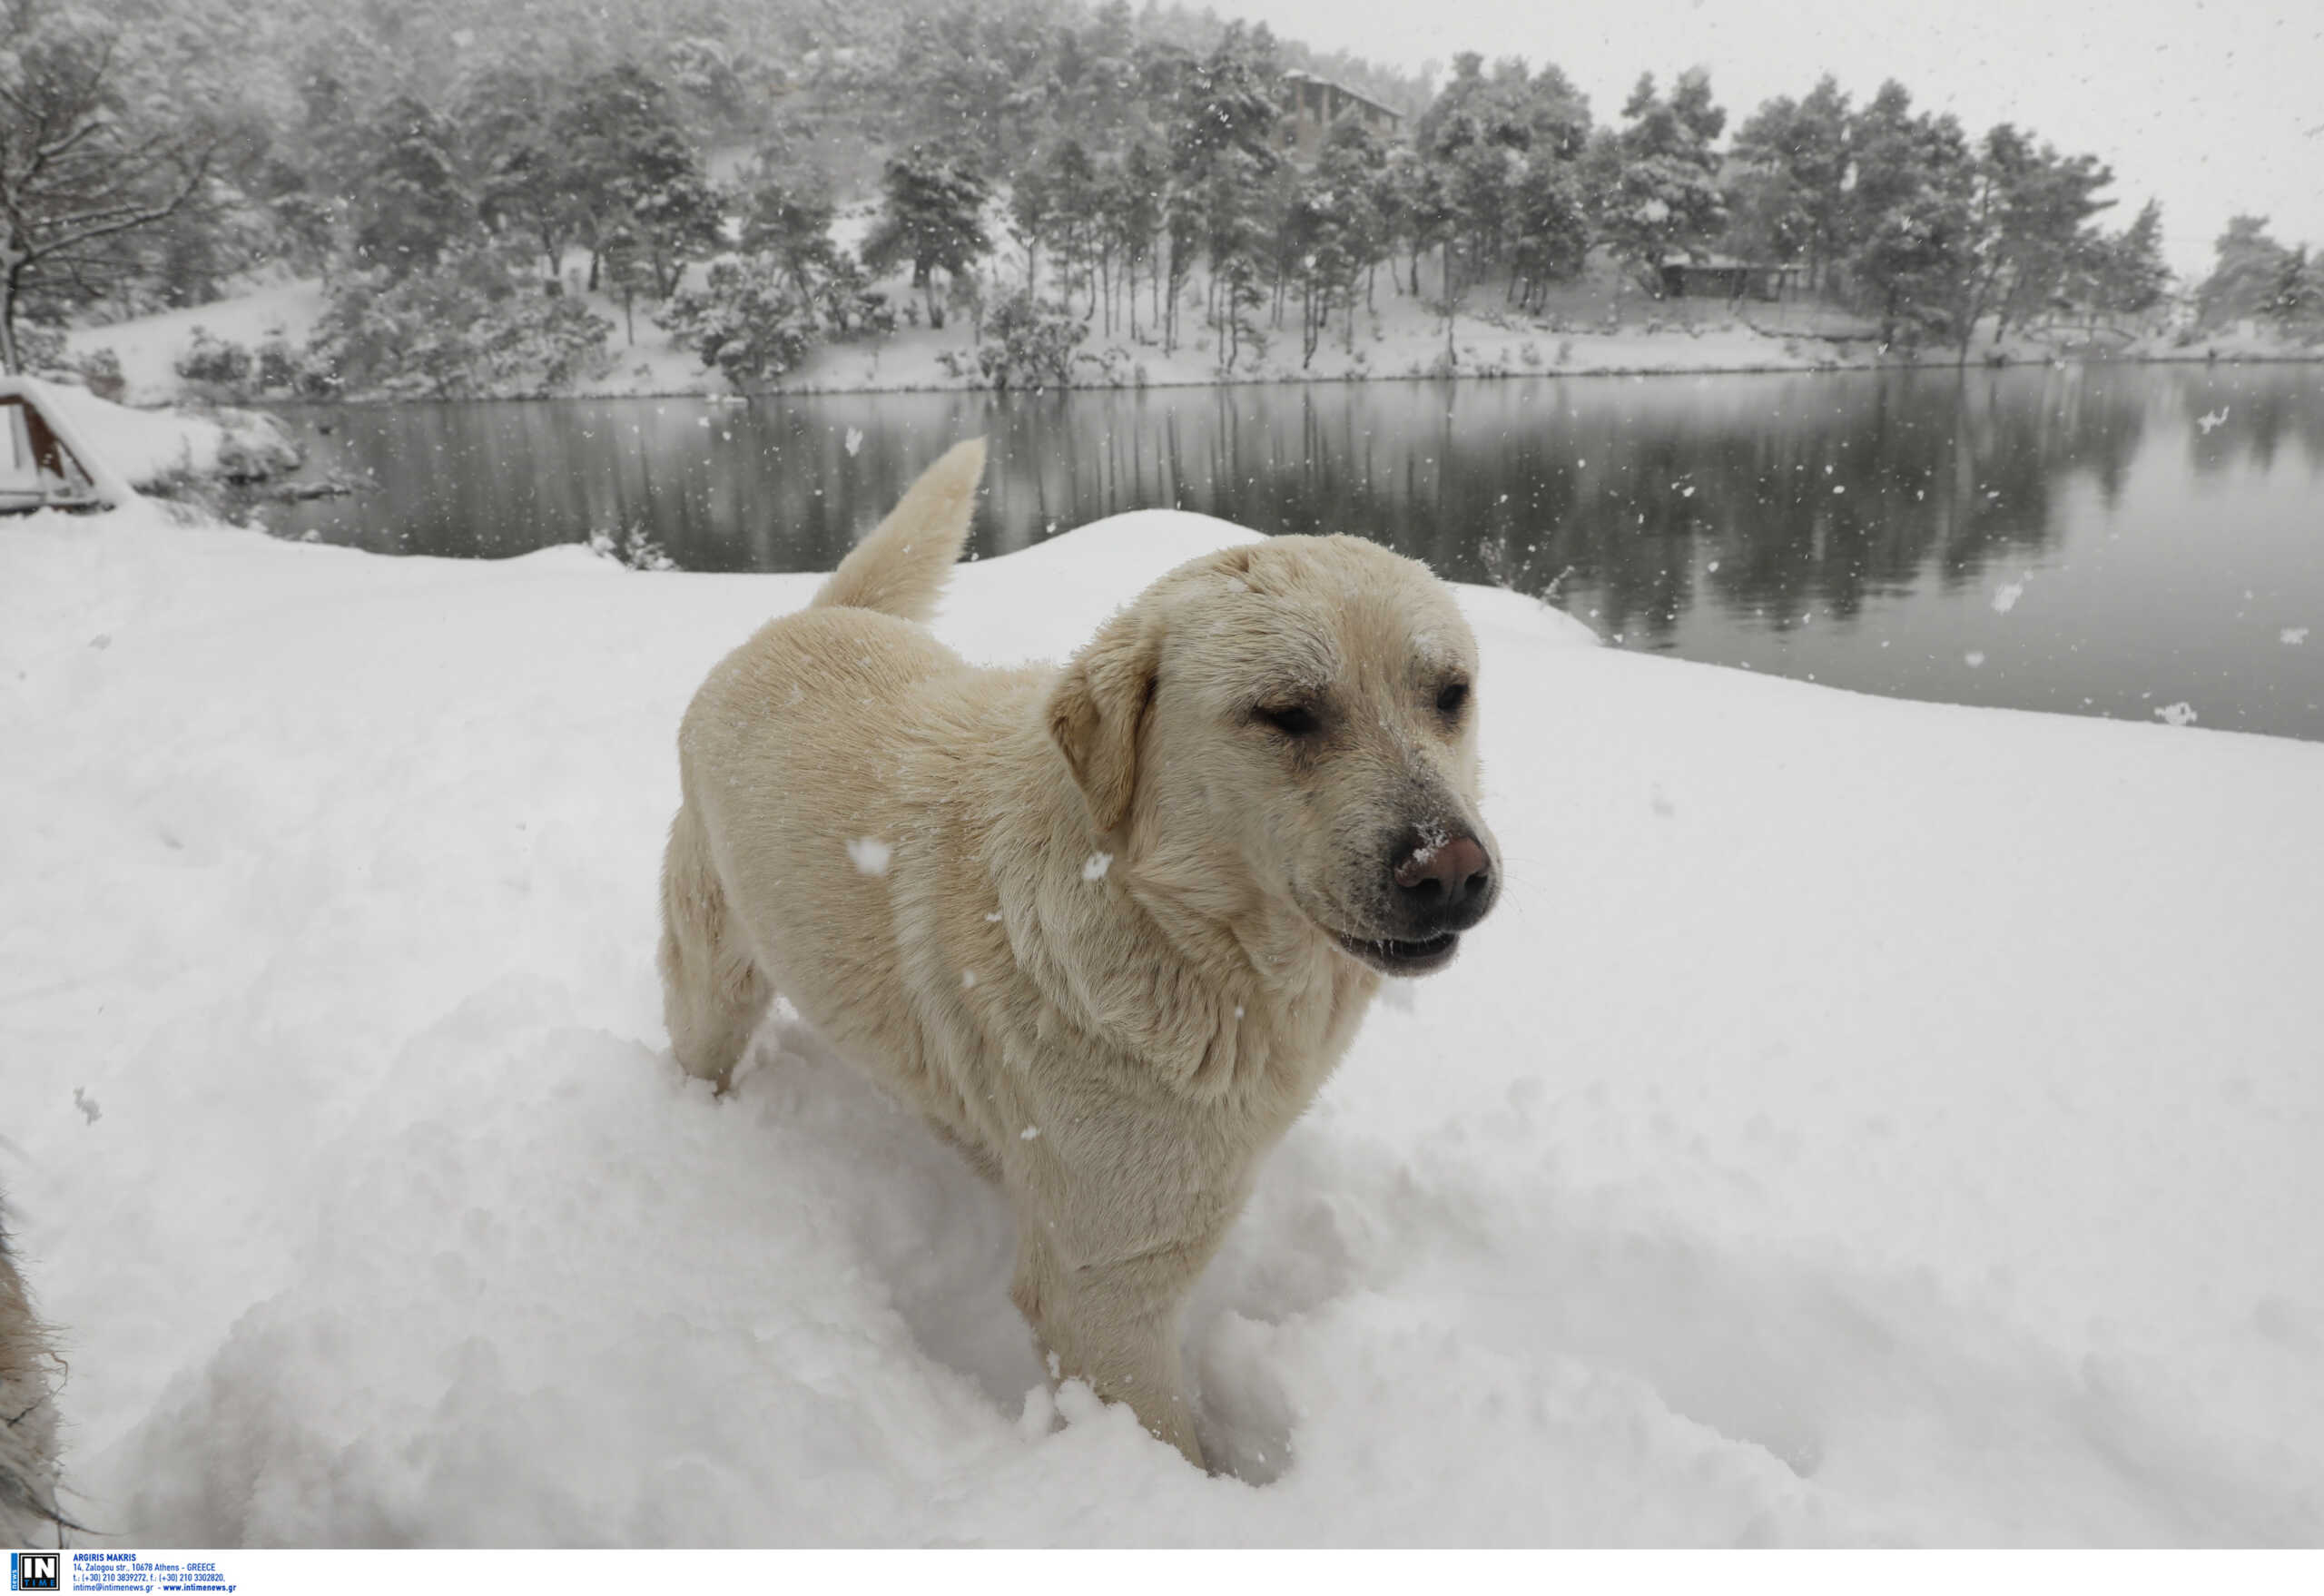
237;346;2324;409
64;271;2321;409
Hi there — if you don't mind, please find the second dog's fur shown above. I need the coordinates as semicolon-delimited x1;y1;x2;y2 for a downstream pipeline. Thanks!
661;442;1499;1465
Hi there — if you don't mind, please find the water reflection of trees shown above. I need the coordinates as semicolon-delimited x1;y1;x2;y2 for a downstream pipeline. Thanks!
270;366;2320;648
2161;364;2324;480
962;369;2162;645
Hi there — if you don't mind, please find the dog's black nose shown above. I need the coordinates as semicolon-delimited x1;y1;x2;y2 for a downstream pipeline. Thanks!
1392;834;1492;916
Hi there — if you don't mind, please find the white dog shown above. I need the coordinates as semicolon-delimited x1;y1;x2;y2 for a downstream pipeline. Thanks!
661;441;1498;1466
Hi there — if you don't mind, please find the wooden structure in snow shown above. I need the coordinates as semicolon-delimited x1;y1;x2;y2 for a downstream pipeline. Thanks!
1658;255;1803;303
0;376;134;512
1274;71;1404;164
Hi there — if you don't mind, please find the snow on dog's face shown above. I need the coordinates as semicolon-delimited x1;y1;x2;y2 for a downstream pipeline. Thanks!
1048;536;1500;977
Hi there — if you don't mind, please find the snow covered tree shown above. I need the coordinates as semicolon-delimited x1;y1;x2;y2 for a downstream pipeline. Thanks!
1507;152;1589;309
2195;215;2296;330
1285;127;1382;364
350;97;470;279
662;256;818;386
735;168;842;305
1167;23;1281;356
1726;75;1851;290
2266;244;2319;330
556;64;719;296
464;68;583;282
2098;199;2171;318
1416;53;1591;166
0;0;216;370
1593;70;1728;286
1843;81;1976;346
1103;141;1165;340
1955;123;2115;350
861;145;992;330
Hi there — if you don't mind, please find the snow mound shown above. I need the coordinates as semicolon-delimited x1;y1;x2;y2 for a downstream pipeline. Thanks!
37;381;300;489
2;505;2319;1546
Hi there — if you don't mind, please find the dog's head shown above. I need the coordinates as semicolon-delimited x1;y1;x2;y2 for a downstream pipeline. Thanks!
1048;535;1499;977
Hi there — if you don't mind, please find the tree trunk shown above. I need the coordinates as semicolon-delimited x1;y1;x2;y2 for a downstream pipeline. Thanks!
1443;242;1458;367
0;272;21;375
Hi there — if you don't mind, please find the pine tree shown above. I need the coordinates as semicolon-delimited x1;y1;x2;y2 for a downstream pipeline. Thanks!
862;146;992;330
351;97;470;278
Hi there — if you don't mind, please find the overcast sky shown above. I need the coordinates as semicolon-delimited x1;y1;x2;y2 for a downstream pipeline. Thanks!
1228;0;2323;279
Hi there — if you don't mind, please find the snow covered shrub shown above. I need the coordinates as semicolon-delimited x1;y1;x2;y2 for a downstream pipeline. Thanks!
304;261;615;399
15;320;69;378
73;346;126;401
662;260;820;389
1076;344;1134;387
586;521;676;571
211;410;305;483
174;328;253;390
255;335;301;395
975;291;1086;391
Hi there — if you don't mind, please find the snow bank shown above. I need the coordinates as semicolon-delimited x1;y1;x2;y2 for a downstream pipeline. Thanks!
2;503;2319;1546
34;381;300;489
63;278;328;408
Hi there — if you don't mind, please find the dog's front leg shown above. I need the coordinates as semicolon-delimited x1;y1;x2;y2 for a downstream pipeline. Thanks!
1011;1225;1217;1469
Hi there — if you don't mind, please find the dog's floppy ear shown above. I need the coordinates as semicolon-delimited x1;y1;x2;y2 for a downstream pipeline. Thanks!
1047;607;1160;834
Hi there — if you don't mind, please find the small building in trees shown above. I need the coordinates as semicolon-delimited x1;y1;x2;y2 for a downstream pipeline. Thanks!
1274;72;1403;164
1658;252;1801;302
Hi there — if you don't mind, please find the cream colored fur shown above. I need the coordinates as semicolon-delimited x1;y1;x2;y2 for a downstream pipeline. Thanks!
660;439;1498;1466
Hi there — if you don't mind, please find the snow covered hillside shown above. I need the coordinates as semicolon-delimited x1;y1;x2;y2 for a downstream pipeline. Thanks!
2;498;2320;1546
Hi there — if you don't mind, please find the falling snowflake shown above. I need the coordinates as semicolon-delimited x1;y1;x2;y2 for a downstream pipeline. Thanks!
846;838;892;876
2281;627;2309;646
1020;1126;1039;1140
1965;651;1986;668
2198;407;2230;434
1081;852;1113;882
2154;702;2198;727
1992;576;2028;615
845;427;865;456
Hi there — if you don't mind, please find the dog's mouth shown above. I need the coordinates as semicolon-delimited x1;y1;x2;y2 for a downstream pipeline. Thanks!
1328;927;1462;976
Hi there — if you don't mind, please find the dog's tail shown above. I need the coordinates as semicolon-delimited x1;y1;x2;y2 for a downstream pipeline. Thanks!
812;438;987;625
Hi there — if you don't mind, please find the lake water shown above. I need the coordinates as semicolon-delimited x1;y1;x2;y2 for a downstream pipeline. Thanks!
256;364;2324;742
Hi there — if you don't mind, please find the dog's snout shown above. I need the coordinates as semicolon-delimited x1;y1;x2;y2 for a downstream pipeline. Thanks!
1391;833;1492;916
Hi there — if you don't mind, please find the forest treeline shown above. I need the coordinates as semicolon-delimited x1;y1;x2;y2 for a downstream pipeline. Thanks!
5;0;2318;395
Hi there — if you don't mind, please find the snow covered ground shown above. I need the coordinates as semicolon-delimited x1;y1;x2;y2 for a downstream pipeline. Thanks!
66;265;2257;407
4;488;2321;1546
32;381;300;489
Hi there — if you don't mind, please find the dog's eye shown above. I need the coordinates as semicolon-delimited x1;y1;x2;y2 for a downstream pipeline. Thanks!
1257;704;1322;737
1436;681;1470;716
